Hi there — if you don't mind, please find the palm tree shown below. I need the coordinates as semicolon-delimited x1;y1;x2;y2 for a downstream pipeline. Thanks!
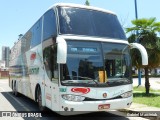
126;17;160;94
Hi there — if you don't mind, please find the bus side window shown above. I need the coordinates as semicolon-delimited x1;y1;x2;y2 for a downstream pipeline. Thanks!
43;9;57;41
43;44;58;82
30;18;42;48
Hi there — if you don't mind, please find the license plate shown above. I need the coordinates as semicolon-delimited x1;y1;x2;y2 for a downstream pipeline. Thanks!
98;104;110;110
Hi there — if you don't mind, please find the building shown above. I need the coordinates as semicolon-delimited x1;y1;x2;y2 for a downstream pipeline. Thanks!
2;46;10;68
0;60;9;78
0;60;5;69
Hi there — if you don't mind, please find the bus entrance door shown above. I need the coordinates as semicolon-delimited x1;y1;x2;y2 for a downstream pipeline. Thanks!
44;75;52;108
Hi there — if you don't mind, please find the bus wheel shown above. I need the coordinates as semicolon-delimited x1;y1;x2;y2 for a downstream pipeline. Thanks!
12;81;14;95
13;82;19;97
37;87;45;111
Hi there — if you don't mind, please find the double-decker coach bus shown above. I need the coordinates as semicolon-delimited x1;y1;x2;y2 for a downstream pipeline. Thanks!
9;3;148;115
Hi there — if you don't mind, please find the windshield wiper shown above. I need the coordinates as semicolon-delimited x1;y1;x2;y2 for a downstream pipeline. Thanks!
61;80;75;83
76;76;99;86
62;76;99;86
106;78;130;85
87;79;99;86
61;80;98;87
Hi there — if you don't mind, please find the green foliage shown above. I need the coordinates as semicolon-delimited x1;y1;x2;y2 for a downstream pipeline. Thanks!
126;17;160;69
133;86;160;107
126;17;160;34
85;0;90;6
133;86;160;93
127;17;160;94
133;93;160;107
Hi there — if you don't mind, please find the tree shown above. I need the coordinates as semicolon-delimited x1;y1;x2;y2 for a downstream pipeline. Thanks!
85;0;90;6
126;17;160;94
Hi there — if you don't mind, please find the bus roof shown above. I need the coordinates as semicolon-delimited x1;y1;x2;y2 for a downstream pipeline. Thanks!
48;3;116;15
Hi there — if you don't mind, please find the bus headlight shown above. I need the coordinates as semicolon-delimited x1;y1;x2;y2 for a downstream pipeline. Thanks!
62;94;85;102
121;91;132;98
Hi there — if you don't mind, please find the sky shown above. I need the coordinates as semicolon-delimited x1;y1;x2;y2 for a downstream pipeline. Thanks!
0;0;160;59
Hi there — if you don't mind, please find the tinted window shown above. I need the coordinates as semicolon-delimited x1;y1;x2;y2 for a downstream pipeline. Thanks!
61;41;132;87
102;43;131;79
43;43;58;81
43;9;57;41
62;41;103;81
58;7;126;40
30;18;42;48
21;31;32;53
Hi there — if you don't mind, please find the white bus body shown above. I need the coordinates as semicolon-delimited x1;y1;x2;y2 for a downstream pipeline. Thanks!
9;3;148;115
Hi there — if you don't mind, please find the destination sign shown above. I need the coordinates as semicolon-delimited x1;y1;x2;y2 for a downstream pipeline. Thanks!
70;47;97;52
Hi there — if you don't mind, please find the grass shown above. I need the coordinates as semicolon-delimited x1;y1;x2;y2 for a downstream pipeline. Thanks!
133;86;160;108
133;86;160;93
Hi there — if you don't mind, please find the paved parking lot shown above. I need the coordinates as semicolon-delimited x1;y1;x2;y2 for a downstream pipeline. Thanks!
133;77;160;90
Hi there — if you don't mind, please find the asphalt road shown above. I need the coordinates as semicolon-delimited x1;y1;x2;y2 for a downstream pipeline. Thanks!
0;79;148;120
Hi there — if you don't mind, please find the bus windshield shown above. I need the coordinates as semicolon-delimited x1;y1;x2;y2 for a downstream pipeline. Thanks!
58;6;126;40
61;41;132;87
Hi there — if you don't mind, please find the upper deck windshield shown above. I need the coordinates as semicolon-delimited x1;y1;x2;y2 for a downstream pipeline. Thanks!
58;6;126;40
61;41;132;87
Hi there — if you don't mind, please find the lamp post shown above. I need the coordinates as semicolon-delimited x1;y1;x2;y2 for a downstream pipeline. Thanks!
134;0;141;86
134;0;138;19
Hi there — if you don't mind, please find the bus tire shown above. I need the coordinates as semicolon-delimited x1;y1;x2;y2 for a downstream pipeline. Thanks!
37;87;46;111
13;81;19;97
12;80;14;95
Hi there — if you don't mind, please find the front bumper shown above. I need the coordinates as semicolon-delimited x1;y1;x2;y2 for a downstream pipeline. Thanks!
58;96;132;115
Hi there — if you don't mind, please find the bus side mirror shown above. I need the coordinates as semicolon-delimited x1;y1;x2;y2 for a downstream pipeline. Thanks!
56;37;67;64
129;43;148;65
